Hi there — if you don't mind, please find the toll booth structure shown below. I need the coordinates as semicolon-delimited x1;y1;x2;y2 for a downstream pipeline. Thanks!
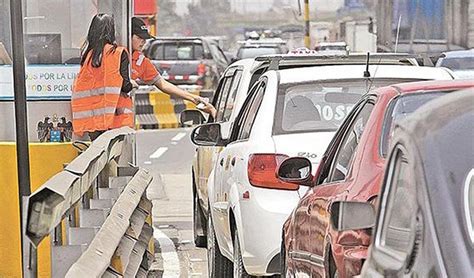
0;1;135;276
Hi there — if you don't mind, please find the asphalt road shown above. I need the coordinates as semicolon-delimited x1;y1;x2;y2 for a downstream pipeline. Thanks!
136;128;208;277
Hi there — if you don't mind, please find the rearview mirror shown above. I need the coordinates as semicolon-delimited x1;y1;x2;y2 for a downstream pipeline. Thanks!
330;201;375;231
180;109;206;127
277;157;313;186
191;123;224;146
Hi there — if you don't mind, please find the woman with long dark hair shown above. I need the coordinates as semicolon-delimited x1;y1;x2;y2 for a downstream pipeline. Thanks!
80;13;118;67
72;14;137;141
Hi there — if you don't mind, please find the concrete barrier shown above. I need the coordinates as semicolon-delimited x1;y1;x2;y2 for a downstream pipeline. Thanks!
135;86;209;129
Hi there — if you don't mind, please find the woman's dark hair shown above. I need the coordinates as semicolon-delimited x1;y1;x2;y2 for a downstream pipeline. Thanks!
81;14;117;67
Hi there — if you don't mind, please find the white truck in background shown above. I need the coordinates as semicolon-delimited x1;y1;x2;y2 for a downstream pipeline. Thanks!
344;19;377;52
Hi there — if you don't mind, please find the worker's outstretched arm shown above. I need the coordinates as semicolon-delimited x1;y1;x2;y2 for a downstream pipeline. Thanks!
156;78;199;103
155;79;217;118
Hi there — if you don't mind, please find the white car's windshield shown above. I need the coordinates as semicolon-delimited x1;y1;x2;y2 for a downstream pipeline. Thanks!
273;79;422;135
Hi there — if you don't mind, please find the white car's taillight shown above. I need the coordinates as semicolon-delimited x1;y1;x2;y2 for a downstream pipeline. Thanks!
247;154;299;190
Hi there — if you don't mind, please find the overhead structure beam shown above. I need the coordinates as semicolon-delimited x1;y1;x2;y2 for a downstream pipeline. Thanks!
304;0;311;48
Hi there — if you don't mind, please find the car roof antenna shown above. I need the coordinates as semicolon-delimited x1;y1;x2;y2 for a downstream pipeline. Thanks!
363;52;370;78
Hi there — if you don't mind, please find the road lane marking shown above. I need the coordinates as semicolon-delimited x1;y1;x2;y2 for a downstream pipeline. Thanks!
150;147;168;159
171;132;186;141
154;229;180;277
144;161;152;165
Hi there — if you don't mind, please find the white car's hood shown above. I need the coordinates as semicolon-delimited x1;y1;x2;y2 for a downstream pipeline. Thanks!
272;131;335;165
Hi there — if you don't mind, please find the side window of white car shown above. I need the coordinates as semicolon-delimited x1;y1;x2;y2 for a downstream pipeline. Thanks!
328;101;374;182
237;83;265;140
222;70;243;122
208;77;226;123
215;77;233;122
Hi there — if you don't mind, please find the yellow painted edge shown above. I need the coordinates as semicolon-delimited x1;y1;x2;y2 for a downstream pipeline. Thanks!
61;219;67;245
110;255;124;274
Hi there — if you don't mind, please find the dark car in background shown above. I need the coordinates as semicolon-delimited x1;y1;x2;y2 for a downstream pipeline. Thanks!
346;88;474;277
143;37;229;91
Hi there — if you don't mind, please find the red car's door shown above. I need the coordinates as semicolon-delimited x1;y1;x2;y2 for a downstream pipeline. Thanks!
308;100;375;277
289;189;313;275
308;183;349;277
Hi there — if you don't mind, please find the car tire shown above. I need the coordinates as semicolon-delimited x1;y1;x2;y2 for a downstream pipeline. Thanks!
233;229;253;278
208;214;232;278
193;183;207;247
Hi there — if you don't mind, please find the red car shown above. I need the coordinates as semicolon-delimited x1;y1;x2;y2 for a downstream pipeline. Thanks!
277;79;474;278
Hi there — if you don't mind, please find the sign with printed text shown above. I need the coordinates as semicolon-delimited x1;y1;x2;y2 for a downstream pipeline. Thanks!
0;65;80;99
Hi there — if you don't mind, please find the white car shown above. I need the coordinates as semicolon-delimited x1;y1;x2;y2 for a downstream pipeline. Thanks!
184;53;421;249
191;64;454;277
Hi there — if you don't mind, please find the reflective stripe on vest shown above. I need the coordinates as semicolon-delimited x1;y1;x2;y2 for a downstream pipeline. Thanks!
72;87;122;100
73;107;117;119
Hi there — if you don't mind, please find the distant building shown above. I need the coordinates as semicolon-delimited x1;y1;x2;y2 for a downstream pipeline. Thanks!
172;0;195;16
376;0;474;53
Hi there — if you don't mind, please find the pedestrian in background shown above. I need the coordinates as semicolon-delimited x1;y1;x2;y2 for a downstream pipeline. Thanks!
72;14;138;141
131;17;216;117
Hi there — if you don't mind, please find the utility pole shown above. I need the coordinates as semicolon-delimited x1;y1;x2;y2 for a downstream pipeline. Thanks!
10;0;32;274
304;0;311;48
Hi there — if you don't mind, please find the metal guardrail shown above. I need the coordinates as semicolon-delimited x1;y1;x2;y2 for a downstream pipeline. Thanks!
25;127;155;277
66;169;152;277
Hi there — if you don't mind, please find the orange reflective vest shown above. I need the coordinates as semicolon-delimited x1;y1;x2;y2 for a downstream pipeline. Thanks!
71;44;133;136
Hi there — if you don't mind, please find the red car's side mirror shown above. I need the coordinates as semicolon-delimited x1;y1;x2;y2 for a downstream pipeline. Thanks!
276;157;314;187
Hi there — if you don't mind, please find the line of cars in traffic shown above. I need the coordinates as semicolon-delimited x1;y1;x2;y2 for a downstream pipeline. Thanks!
179;51;473;277
141;34;474;99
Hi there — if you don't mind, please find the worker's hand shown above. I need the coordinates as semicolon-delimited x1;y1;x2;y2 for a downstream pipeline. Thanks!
131;80;139;89
196;97;217;118
190;94;203;105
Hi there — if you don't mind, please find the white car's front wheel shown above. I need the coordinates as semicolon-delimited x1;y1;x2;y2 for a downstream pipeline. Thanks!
207;214;232;277
233;229;252;278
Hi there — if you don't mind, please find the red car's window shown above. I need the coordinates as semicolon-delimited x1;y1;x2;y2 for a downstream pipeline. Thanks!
381;91;450;157
328;102;374;182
